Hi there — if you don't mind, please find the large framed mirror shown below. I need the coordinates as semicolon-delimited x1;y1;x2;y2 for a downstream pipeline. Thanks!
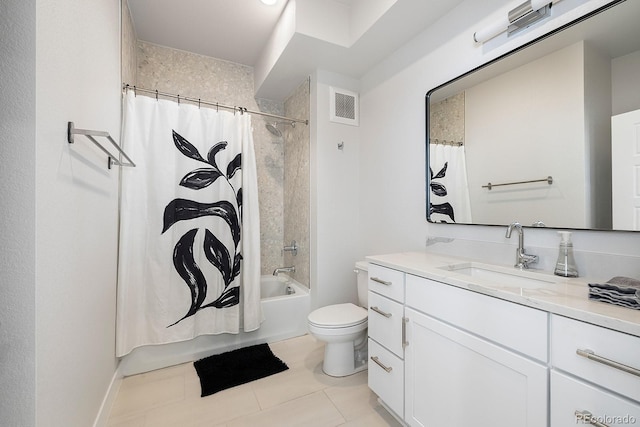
426;0;640;231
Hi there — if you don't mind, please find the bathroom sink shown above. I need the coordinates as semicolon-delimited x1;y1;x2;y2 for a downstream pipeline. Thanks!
440;262;557;289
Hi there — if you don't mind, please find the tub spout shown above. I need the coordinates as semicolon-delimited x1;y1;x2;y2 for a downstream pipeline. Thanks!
273;266;295;276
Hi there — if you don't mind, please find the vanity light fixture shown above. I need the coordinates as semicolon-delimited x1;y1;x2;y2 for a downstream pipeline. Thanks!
473;0;558;44
260;0;277;5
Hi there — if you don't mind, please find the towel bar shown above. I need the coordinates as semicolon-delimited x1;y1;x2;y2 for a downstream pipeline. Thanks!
67;121;136;169
482;176;552;190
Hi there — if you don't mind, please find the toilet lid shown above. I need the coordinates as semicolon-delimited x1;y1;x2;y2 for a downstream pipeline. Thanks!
308;303;367;328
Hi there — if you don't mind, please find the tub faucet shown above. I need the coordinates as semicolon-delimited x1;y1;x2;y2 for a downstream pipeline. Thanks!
505;222;538;269
273;266;295;276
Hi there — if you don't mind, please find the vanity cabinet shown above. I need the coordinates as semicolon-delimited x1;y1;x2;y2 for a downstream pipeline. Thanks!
550;315;640;426
404;275;548;427
367;264;406;419
366;256;640;427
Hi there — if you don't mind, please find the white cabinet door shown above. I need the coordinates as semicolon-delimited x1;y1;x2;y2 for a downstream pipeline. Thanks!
612;109;640;230
404;308;548;427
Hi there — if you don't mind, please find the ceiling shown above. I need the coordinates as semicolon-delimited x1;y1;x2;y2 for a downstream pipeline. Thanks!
127;0;464;99
127;0;290;67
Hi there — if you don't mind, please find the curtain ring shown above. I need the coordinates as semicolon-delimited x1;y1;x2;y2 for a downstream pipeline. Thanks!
177;94;180;105
216;102;219;112
155;90;158;101
198;98;201;109
133;86;137;97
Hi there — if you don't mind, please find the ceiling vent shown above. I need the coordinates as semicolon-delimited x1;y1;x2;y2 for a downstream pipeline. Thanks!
330;87;359;126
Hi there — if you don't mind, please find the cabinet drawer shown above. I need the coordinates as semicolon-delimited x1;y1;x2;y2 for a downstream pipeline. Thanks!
368;264;404;303
550;315;640;402
368;291;405;357
551;370;640;427
368;338;404;419
406;274;548;362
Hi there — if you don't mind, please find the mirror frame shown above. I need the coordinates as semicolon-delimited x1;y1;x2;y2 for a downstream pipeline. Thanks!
425;0;630;231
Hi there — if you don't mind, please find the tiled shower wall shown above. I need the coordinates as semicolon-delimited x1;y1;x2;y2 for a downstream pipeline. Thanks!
429;92;465;144
121;3;309;281
284;80;311;287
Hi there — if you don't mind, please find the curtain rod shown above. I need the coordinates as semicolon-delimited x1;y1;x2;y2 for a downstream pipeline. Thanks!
122;84;309;126
430;138;463;146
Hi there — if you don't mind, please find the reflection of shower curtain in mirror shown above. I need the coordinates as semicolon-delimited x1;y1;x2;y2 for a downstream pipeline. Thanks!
429;144;472;223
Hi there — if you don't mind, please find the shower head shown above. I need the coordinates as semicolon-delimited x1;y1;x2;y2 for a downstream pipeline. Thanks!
266;121;296;137
266;122;282;137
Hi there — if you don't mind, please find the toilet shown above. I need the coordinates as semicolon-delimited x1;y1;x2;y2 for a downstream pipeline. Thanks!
307;261;369;377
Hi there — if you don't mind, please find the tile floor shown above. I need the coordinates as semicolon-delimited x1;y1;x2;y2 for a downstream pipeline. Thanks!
107;334;402;427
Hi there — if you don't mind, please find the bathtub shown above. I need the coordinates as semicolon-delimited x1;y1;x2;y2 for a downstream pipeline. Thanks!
119;274;310;376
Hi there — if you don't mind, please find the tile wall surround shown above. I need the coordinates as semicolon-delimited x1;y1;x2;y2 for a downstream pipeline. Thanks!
284;80;311;288
429;92;464;144
121;35;310;278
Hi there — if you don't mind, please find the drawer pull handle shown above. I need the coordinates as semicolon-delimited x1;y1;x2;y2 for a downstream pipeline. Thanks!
370;356;393;373
370;306;392;318
402;317;409;348
576;349;640;378
575;410;610;427
371;277;392;286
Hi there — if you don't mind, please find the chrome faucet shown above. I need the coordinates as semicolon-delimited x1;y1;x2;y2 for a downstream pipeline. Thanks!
273;266;295;276
505;222;538;269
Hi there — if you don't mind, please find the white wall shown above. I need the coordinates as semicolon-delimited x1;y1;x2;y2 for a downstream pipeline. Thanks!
310;70;361;309
0;0;36;426
356;0;640;280
465;42;587;228
612;49;640;115
583;41;612;229
35;0;121;425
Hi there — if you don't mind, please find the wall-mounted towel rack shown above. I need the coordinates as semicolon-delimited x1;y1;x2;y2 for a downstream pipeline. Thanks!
67;122;135;169
482;176;552;190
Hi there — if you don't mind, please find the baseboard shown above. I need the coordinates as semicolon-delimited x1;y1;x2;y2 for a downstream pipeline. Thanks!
92;361;123;427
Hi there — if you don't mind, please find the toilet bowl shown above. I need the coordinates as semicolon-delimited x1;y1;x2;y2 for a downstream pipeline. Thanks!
307;262;369;377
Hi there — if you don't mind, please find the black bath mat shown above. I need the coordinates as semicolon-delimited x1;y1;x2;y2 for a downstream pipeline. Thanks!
193;343;289;397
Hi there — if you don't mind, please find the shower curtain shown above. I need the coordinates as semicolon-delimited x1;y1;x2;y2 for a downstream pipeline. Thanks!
429;144;472;223
116;92;261;357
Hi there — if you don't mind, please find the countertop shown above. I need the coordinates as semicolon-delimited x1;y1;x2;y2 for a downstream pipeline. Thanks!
366;251;640;338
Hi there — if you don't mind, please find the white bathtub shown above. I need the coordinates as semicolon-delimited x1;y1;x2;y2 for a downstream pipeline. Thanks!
119;274;310;376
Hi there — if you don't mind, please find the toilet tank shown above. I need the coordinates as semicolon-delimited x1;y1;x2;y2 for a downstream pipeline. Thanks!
355;261;369;307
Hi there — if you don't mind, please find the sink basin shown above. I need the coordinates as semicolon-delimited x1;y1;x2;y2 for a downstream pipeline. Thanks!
439;262;557;289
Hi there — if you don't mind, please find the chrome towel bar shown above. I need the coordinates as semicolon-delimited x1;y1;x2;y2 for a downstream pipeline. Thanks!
67;121;136;169
482;175;552;190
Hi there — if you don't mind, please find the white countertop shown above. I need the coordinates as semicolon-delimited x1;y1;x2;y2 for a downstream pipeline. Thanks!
366;251;640;338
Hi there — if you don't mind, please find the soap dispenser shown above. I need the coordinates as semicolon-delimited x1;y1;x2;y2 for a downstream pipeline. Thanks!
554;231;578;277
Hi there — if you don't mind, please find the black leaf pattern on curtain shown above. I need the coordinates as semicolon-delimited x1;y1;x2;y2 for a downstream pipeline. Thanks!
179;168;224;190
173;130;209;164
429;162;456;223
162;199;240;246
169;229;207;327
163;130;243;327
227;154;242;179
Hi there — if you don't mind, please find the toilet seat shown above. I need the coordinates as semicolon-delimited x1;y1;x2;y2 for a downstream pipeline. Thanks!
308;303;367;329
